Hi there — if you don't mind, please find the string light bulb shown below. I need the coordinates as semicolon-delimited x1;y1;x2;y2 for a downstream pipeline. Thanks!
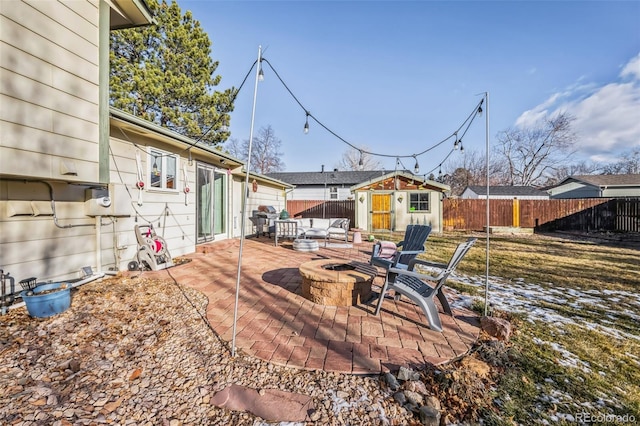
459;138;464;152
453;132;459;150
413;155;420;174
303;112;309;134
438;165;443;180
258;64;264;81
358;151;364;170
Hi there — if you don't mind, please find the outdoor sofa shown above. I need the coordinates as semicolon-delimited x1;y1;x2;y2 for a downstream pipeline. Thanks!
274;217;350;246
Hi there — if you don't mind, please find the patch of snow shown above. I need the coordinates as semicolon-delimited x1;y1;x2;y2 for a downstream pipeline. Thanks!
446;272;640;341
326;389;390;425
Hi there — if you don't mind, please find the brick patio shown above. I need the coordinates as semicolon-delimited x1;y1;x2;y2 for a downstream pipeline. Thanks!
138;236;481;374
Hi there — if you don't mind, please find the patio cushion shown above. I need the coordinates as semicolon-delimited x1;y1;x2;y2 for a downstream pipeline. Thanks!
331;218;348;228
327;226;346;236
295;218;312;228
312;218;331;229
304;228;327;238
377;241;398;259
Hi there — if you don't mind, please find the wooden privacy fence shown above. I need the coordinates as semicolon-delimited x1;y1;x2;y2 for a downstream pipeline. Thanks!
443;198;640;232
288;198;640;233
287;200;355;224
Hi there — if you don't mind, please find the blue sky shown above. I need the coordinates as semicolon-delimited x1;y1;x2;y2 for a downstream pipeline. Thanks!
180;0;640;173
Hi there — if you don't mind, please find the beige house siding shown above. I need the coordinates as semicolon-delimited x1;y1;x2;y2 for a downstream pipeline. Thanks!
232;178;287;238
0;0;153;282
0;180;96;282
105;130;199;270
1;0;100;182
0;0;292;284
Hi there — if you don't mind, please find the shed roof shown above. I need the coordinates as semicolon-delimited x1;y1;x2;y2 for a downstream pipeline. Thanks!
352;171;450;192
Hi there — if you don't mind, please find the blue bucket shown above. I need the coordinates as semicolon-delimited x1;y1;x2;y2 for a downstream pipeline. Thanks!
20;283;71;318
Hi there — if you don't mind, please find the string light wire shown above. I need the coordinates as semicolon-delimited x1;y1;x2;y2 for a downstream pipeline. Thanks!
120;54;483;176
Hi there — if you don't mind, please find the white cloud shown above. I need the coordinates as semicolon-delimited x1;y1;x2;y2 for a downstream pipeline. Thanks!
621;52;640;80
515;53;640;163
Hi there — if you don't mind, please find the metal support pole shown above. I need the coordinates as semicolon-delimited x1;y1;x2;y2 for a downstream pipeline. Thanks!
484;92;490;316
231;45;262;357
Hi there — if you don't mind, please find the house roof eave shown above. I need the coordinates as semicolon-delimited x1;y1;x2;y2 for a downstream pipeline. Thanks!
109;108;293;190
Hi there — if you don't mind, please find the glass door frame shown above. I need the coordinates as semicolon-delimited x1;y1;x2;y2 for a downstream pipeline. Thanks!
196;162;226;243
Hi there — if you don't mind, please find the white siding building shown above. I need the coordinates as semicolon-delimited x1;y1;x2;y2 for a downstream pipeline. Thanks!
0;1;291;283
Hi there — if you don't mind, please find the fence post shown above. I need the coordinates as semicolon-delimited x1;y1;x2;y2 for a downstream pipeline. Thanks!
512;198;520;228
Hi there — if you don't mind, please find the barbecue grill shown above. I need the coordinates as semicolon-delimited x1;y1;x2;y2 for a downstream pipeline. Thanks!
249;205;278;237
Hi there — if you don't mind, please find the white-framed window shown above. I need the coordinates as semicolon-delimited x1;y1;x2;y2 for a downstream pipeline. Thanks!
149;148;179;191
329;186;338;199
409;192;430;212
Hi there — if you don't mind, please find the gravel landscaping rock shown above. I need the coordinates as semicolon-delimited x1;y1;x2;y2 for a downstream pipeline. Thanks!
0;275;416;425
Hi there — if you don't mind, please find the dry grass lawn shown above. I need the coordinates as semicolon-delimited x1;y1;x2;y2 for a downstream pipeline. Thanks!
372;230;640;424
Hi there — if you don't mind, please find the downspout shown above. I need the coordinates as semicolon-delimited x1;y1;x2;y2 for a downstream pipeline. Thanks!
96;216;102;272
98;0;110;184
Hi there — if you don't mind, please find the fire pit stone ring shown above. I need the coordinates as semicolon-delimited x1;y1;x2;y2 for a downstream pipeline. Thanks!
299;259;378;306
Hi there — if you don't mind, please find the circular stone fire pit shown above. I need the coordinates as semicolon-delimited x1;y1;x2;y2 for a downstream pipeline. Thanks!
299;259;378;306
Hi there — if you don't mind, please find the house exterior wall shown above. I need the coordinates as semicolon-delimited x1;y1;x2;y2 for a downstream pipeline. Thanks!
0;0;289;283
1;0;101;182
0;0;102;282
601;187;640;198
105;130;200;271
0;180;97;282
549;181;640;199
233;178;287;238
460;188;479;199
548;182;600;199
286;185;353;201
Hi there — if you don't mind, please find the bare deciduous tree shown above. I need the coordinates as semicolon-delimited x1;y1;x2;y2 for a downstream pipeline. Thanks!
542;160;602;186
337;146;383;171
601;148;640;175
494;112;577;186
443;148;505;195
224;125;285;173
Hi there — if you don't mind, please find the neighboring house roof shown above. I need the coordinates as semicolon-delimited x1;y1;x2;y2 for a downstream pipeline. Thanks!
266;170;450;192
266;170;395;186
554;174;640;188
463;186;549;197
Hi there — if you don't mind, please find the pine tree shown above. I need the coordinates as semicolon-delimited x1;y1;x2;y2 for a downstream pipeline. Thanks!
109;0;234;145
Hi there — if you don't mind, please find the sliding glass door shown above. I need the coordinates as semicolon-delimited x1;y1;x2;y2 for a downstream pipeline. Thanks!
197;163;225;243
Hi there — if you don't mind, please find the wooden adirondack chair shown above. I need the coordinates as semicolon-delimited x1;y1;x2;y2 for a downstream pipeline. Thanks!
374;237;477;332
370;225;432;271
